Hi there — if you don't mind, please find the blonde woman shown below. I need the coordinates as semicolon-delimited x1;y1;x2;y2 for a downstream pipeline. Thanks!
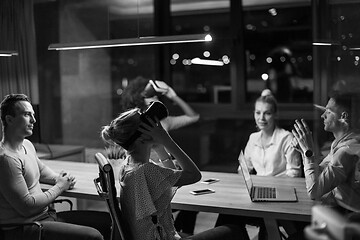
100;103;243;240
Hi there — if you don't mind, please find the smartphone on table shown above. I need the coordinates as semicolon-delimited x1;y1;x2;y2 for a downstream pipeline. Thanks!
190;188;215;195
201;178;220;184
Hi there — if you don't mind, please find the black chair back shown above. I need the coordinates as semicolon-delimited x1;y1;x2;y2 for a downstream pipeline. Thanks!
94;152;131;240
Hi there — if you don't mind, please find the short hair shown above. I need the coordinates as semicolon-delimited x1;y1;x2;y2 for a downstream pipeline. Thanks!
255;89;278;113
329;91;353;114
0;94;30;128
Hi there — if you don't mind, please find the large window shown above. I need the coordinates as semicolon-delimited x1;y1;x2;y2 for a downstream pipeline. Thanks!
170;7;231;104
110;9;157;115
37;0;360;170
328;1;360;94
244;4;313;103
326;0;360;130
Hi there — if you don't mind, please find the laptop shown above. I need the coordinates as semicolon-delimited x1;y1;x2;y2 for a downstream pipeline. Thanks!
238;151;298;202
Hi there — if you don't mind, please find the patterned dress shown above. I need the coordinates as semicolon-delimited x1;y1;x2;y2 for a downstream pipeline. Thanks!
118;159;182;240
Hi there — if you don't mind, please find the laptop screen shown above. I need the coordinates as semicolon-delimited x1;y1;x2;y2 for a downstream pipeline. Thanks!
238;151;253;195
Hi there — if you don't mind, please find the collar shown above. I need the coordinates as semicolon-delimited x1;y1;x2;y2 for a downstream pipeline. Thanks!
331;130;360;152
254;127;279;147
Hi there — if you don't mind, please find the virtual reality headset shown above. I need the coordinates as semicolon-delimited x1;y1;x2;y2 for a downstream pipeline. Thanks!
141;80;167;98
122;101;169;149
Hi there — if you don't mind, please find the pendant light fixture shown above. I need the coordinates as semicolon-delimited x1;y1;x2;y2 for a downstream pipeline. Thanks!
48;0;212;51
0;50;18;57
48;34;212;51
191;57;224;66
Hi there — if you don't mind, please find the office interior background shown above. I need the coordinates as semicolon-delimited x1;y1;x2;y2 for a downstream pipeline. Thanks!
1;0;360;171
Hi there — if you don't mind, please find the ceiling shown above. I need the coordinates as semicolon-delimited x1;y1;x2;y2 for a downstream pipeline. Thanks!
34;0;311;16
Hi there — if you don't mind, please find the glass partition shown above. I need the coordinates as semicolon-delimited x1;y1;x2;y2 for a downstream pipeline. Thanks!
328;1;360;97
32;0;360;170
170;2;231;103
243;4;313;103
33;0;315;161
29;0;360;232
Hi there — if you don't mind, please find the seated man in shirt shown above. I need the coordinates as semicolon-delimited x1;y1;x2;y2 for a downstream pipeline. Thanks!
291;91;360;239
293;91;360;211
0;94;110;240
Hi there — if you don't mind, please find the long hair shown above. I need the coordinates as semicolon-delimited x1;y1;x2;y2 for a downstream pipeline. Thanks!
119;76;149;112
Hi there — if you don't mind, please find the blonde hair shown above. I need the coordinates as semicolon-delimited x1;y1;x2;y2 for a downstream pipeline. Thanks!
100;108;141;149
256;89;278;113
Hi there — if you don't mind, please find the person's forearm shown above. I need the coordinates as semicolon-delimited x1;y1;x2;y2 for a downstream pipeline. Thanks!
285;150;302;177
162;136;200;178
171;95;199;117
2;183;65;218
20;185;64;217
39;166;57;185
160;156;177;169
303;156;318;199
154;145;177;169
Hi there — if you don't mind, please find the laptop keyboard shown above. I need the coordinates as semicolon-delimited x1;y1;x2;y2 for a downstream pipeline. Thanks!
257;187;276;199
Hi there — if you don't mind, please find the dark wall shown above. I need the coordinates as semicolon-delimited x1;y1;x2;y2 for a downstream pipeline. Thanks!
34;2;63;144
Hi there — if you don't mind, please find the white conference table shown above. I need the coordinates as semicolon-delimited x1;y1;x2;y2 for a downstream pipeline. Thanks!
41;160;314;240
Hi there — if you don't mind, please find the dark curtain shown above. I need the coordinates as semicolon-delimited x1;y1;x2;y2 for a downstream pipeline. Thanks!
0;0;38;101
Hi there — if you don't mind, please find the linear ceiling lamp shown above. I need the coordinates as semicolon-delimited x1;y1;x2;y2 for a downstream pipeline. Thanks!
0;50;18;57
191;57;224;66
312;41;340;46
48;34;212;51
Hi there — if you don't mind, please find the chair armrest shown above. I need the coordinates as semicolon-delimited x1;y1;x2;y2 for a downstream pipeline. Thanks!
53;198;73;211
0;221;43;229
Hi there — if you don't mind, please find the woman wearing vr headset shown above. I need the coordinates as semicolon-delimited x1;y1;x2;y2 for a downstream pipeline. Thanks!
119;76;200;234
100;103;242;240
119;76;200;132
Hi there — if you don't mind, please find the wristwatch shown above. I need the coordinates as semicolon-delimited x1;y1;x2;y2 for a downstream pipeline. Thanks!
304;149;314;158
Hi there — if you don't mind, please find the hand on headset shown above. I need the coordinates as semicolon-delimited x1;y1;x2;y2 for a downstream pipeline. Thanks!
149;80;177;99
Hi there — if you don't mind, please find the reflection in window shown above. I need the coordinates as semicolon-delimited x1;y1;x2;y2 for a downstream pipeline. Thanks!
244;5;313;103
170;1;231;103
329;1;360;94
110;2;156;115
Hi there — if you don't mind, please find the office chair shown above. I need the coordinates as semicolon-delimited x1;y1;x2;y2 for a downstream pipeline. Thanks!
304;205;360;240
50;198;74;211
0;199;73;240
94;152;131;240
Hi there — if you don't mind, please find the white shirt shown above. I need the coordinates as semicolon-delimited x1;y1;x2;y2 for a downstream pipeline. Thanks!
243;127;302;177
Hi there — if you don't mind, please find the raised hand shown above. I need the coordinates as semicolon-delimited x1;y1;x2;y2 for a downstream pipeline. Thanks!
138;116;172;146
292;119;315;154
150;80;177;99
